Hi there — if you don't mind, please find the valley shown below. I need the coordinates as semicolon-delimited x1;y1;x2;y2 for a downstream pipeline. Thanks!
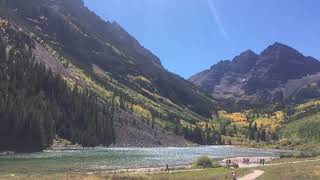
0;0;320;179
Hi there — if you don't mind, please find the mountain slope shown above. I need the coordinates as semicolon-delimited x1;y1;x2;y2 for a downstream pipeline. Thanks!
0;0;218;151
0;22;115;152
2;0;217;117
189;43;320;110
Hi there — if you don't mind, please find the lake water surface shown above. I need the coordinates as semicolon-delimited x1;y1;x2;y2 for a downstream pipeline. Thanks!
0;146;284;173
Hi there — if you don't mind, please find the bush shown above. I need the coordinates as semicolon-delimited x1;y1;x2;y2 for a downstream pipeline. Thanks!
196;156;212;168
280;152;295;158
194;156;220;169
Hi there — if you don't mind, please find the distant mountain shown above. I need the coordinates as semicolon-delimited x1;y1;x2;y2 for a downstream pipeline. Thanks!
0;0;218;152
189;42;320;110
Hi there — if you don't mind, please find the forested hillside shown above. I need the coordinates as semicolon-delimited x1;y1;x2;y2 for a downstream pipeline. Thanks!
0;22;115;152
280;100;320;147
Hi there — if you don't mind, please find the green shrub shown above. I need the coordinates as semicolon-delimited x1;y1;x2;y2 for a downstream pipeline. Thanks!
280;152;295;158
194;156;220;169
196;156;212;168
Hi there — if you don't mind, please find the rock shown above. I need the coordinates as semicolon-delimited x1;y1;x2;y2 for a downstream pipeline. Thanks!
0;151;15;155
47;137;82;150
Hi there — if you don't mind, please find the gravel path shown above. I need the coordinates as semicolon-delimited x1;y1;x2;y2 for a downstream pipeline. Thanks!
238;170;264;180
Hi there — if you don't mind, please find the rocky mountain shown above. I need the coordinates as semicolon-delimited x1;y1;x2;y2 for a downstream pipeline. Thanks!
0;0;218;151
189;42;320;110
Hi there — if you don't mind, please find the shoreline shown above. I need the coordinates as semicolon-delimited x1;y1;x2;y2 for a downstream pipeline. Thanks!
220;156;279;168
72;156;279;174
79;164;193;175
71;156;279;175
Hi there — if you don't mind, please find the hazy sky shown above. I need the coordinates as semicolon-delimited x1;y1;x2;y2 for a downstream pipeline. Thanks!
83;0;320;78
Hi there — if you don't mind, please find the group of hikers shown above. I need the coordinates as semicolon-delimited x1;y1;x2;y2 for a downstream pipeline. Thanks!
259;158;266;165
226;158;239;168
243;158;267;166
226;157;267;168
243;158;250;164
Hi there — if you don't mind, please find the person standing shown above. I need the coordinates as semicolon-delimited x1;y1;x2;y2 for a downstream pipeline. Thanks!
231;171;237;180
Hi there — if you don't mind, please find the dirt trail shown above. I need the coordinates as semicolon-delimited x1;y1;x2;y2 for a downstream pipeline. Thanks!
238;170;264;180
237;158;320;180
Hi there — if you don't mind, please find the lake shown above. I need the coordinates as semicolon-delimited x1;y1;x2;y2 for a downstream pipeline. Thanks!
0;146;283;174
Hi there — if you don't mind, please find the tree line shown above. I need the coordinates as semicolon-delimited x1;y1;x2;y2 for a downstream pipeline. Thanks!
247;121;279;142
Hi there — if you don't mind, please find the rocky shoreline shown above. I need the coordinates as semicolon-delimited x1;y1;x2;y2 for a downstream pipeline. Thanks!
46;137;83;151
0;151;15;155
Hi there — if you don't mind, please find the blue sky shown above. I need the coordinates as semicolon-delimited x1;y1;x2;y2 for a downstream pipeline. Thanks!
84;0;320;78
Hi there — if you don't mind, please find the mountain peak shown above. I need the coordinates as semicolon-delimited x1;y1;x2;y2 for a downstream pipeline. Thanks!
272;42;287;47
261;42;300;56
233;49;258;62
229;50;258;74
241;49;257;56
270;42;297;51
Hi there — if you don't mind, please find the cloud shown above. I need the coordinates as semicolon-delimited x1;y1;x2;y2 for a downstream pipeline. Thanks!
207;0;230;40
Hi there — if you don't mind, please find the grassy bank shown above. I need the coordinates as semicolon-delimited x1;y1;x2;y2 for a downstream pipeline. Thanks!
1;156;320;180
0;168;250;180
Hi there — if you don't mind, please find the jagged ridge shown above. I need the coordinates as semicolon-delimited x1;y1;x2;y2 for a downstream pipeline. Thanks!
189;42;320;110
